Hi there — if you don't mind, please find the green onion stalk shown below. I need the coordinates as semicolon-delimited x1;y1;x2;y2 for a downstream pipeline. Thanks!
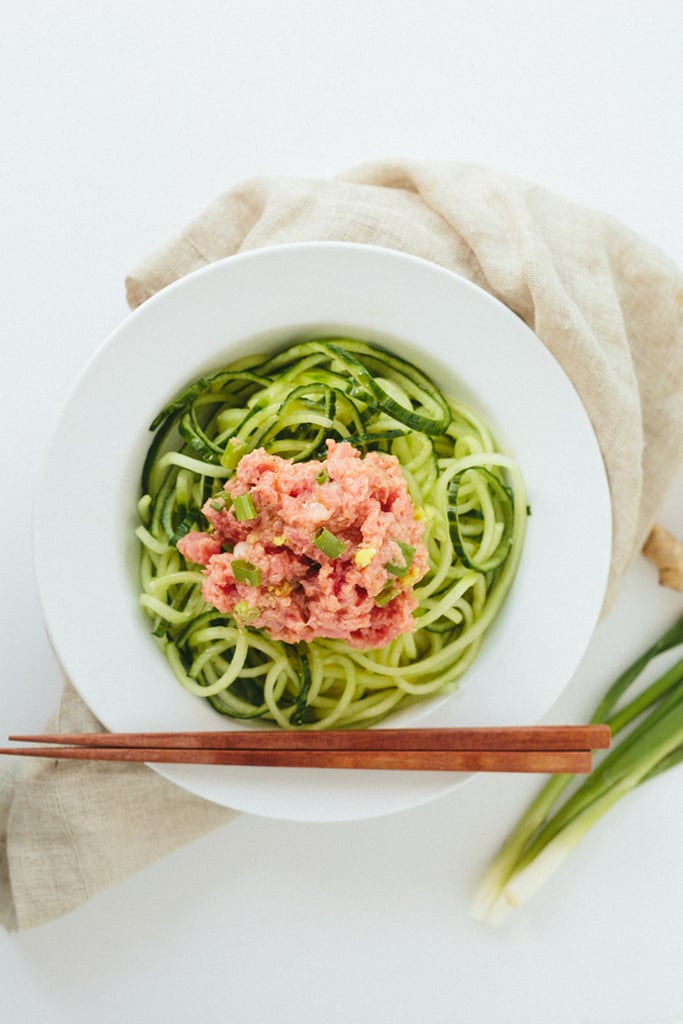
470;614;683;925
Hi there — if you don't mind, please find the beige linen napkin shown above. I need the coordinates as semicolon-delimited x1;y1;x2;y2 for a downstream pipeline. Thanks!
3;159;683;931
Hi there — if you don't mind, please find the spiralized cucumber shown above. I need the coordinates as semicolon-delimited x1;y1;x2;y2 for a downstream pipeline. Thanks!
136;338;528;729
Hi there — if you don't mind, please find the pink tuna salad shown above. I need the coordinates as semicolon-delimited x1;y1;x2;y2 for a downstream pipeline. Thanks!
177;440;429;649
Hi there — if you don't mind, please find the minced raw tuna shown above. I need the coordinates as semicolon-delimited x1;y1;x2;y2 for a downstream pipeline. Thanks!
177;439;428;649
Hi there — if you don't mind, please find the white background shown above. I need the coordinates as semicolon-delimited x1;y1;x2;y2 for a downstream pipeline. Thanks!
2;2;682;1022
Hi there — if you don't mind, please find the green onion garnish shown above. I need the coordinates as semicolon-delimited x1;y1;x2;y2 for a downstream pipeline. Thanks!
374;582;399;606
233;600;260;623
209;491;232;512
233;493;258;521
385;540;416;577
232;559;261;586
313;527;347;559
315;469;329;485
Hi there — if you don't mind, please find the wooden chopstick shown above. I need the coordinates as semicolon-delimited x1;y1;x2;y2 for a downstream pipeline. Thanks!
0;745;595;773
7;725;610;751
0;725;610;774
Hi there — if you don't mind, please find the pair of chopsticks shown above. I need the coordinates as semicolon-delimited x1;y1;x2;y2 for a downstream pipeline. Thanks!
0;725;610;773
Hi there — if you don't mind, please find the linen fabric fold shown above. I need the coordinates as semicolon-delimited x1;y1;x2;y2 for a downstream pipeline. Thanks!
3;159;682;931
1;678;237;931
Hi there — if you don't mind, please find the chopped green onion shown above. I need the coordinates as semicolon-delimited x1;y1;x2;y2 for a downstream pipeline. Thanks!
471;614;683;924
385;540;416;577
209;491;232;512
233;600;260;623
231;559;261;586
315;469;329;485
233;493;258;521
313;527;346;558
375;582;399;606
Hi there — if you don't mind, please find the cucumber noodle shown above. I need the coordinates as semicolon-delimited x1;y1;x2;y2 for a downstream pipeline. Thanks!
136;338;528;729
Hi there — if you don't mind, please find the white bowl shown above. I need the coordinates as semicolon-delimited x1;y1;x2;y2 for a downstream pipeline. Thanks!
34;243;611;822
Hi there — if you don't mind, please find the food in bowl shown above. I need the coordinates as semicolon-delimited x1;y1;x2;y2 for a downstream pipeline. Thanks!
176;439;430;648
135;337;527;729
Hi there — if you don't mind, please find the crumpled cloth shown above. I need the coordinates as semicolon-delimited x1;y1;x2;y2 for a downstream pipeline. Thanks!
3;159;683;931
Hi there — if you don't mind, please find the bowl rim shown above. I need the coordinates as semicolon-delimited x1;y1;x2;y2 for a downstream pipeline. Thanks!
33;241;612;822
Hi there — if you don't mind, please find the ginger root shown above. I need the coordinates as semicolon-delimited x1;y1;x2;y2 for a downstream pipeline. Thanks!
642;524;683;591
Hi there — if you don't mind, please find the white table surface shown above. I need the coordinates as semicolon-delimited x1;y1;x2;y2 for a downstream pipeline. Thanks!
2;3;682;1022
